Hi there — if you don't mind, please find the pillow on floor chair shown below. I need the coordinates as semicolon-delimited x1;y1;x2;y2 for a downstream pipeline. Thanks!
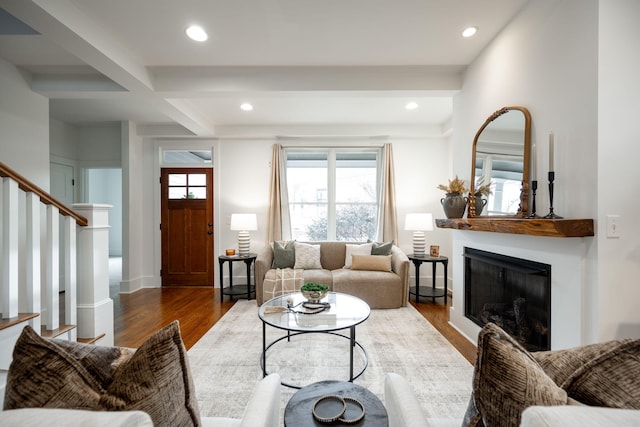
4;321;201;427
462;322;568;427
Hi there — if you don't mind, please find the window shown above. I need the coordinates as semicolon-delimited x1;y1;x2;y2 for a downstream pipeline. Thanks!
285;148;380;241
167;173;207;199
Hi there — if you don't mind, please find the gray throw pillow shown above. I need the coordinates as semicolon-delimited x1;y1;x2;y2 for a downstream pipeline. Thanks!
371;240;394;255
271;240;295;269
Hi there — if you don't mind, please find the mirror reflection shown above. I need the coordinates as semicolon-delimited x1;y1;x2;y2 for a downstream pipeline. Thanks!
470;106;531;217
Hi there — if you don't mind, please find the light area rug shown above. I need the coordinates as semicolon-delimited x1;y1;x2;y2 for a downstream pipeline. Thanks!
188;300;474;422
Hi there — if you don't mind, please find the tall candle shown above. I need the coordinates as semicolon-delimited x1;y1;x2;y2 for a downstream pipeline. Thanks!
531;143;537;181
549;132;554;172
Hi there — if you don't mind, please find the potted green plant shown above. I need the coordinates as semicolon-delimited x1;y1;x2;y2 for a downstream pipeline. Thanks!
437;176;468;218
300;282;329;303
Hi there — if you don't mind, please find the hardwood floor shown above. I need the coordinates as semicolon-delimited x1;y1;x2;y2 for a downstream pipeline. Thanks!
112;284;477;364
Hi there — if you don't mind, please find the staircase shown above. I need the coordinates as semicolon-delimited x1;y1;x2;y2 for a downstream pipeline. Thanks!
0;162;113;407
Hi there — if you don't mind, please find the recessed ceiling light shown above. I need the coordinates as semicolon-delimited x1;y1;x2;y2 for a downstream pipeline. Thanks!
186;25;208;42
462;26;478;38
240;103;254;111
405;102;419;110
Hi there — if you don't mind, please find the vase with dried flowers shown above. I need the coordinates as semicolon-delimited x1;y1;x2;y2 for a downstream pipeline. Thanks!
437;176;468;218
470;178;492;215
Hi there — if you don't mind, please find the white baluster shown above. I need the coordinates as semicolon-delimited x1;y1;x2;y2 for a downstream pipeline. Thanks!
44;205;60;330
2;178;19;319
64;216;77;341
25;193;41;333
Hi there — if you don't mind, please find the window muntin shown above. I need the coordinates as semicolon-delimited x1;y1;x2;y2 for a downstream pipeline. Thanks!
167;173;207;199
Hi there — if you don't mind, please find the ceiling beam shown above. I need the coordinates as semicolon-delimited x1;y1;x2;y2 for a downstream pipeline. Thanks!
2;0;216;135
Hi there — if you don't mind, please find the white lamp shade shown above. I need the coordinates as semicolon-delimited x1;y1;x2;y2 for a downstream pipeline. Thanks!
404;213;433;231
230;213;258;231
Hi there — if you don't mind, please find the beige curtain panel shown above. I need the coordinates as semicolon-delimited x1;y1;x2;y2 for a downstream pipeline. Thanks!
378;143;399;243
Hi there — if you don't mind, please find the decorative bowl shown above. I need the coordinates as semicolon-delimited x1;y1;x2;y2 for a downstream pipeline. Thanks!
300;283;329;303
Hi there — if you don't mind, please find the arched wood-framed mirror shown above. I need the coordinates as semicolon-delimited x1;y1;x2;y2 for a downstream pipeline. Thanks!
468;106;531;217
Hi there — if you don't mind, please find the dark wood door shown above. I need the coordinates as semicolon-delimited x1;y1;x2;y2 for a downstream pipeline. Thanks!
161;168;214;286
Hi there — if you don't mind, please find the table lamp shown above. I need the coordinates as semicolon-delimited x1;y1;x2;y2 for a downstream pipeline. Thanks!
404;213;433;256
230;213;258;255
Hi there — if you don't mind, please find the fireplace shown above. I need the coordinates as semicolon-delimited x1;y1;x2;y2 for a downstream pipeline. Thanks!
464;247;551;352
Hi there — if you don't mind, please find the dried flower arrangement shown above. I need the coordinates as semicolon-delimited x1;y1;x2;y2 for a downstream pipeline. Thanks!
471;178;492;197
437;175;468;195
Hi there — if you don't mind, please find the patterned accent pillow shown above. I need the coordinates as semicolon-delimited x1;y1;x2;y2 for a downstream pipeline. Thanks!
351;254;392;272
271;240;296;269
344;243;373;268
5;321;201;427
464;322;567;427
370;240;394;256
559;339;640;408
293;242;322;269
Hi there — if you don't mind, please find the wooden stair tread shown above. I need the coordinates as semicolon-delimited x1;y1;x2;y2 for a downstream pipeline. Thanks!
77;333;106;344
41;324;76;338
0;313;39;332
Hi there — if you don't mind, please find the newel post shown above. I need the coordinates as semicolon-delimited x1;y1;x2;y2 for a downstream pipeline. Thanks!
73;204;114;346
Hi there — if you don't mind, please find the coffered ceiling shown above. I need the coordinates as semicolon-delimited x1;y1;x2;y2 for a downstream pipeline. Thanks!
0;0;528;137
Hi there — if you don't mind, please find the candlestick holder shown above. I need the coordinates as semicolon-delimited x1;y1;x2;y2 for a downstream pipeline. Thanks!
526;180;540;218
544;171;563;219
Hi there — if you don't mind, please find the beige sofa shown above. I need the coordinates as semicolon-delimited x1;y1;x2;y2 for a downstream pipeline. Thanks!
255;241;410;308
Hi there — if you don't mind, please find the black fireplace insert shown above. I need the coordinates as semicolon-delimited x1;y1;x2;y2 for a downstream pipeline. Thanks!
464;247;551;352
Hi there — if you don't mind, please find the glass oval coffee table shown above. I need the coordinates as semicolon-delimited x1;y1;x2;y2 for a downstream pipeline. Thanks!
259;292;371;389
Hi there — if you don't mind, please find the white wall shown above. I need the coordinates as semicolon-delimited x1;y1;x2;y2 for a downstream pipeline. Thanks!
597;0;640;340
77;124;122;167
86;168;123;256
0;58;49;189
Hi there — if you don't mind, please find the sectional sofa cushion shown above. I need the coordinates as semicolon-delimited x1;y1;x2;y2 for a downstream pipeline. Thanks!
351;254;392;272
293;242;322;269
344;242;373;268
370;240;394;255
271;240;295;269
465;322;567;427
4;321;201;427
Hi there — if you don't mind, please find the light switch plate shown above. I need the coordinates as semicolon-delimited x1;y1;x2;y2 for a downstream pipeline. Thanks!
606;215;621;238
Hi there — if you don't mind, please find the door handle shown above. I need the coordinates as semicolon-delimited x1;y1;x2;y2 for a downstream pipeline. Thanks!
208;223;213;227
207;230;213;235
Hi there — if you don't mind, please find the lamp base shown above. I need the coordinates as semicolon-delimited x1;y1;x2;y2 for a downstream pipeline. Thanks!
237;231;250;255
412;231;426;255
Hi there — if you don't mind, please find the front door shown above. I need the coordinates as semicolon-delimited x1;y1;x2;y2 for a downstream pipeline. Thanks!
161;168;214;286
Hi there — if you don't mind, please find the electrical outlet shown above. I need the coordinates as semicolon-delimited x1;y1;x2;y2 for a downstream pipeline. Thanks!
606;215;621;238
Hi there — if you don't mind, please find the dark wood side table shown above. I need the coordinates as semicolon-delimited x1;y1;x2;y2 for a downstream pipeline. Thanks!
408;254;448;304
284;380;388;427
218;253;256;302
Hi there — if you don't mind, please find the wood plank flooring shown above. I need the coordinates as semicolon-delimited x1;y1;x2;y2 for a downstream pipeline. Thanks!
113;286;477;364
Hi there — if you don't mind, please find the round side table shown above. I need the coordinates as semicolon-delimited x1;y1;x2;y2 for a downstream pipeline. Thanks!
408;254;448;304
284;380;388;426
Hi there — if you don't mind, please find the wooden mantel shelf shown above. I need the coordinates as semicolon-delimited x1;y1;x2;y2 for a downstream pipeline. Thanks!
435;217;594;238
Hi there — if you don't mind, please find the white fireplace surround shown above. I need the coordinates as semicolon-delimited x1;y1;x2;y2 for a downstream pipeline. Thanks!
450;230;594;350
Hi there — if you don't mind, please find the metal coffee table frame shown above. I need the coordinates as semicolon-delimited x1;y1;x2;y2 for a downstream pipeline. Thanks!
259;292;370;389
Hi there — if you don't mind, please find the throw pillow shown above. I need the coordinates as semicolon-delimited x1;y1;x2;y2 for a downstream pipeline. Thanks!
559;338;640;408
370;240;394;256
51;338;134;388
468;322;567;427
271;240;296;269
294;242;322;269
4;325;105;410
351;254;392;272
4;321;201;427
533;339;626;386
344;243;373;268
